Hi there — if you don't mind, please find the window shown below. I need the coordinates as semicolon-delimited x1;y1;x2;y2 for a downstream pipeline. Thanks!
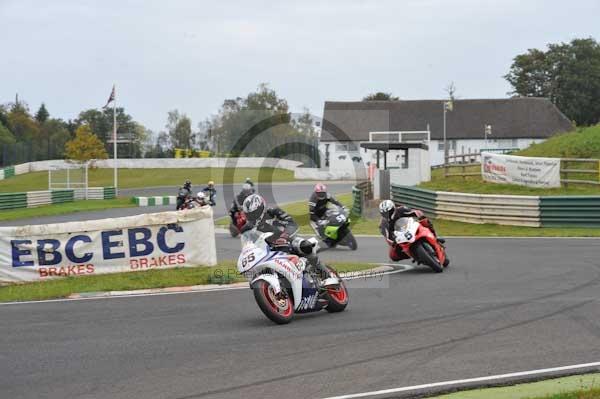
437;141;456;151
335;143;358;152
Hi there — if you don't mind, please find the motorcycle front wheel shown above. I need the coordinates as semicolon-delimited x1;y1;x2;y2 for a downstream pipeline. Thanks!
323;266;349;313
253;280;294;324
412;240;443;273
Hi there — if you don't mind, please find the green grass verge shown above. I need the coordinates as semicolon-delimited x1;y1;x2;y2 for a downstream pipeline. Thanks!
420;166;600;196
0;261;377;303
0;167;295;193
0;198;136;222
429;373;600;399
518;124;600;159
220;194;600;237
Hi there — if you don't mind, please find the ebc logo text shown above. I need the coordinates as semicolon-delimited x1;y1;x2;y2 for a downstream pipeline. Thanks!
10;225;185;268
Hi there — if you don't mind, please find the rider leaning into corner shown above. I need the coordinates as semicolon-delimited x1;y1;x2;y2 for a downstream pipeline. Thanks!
378;199;446;262
240;194;337;286
308;183;345;234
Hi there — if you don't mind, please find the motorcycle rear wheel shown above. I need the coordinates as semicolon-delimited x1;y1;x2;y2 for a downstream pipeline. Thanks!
339;231;358;250
253;281;294;324
413;240;444;273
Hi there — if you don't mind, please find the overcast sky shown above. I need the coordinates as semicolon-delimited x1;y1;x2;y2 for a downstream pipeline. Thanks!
2;0;599;133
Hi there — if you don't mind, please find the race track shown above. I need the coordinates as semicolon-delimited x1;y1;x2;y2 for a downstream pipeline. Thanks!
1;236;599;399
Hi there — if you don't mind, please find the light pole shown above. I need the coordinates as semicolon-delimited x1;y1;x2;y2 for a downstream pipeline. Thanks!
484;124;492;149
443;100;453;165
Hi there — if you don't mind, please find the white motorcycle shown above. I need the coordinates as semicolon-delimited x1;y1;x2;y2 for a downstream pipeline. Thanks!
237;230;349;324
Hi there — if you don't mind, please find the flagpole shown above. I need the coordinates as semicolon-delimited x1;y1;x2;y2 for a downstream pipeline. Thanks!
113;85;118;196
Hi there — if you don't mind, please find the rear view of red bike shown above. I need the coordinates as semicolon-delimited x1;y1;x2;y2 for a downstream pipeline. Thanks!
392;216;449;273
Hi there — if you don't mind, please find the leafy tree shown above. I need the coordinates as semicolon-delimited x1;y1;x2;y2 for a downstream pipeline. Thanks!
505;38;600;125
166;110;194;149
41;119;70;159
64;124;108;163
0;121;16;166
75;107;140;157
206;84;310;157
294;108;316;137
363;92;399;101
35;103;49;124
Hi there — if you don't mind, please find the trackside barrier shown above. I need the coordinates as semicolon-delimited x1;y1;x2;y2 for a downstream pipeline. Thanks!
352;187;363;216
540;196;600;227
133;196;177;207
391;185;600;227
0;187;115;210
0;166;15;181
390;186;437;218
0;207;217;282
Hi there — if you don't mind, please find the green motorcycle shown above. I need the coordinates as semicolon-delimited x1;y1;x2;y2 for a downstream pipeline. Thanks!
315;206;358;251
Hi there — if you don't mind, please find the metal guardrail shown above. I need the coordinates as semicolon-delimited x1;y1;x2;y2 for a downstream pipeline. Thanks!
539;196;600;227
352;181;373;217
391;184;600;228
0;187;115;210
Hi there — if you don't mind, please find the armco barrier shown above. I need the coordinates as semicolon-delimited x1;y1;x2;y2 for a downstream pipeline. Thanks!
391;185;600;227
351;187;363;216
540;196;600;227
133;196;177;207
0;166;15;180
435;191;540;227
0;187;115;210
0;192;27;210
390;185;437;217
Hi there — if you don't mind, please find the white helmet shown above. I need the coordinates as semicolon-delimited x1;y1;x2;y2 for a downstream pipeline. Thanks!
196;191;207;204
379;199;395;218
242;194;266;223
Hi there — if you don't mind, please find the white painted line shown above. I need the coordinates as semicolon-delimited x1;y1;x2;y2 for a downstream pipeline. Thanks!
321;362;600;399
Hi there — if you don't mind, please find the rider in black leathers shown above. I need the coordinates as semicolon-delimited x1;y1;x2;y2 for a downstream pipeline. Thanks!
176;180;193;210
229;183;254;224
308;183;344;235
240;194;333;283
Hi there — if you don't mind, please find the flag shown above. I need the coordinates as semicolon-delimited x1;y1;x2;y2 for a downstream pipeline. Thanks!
103;85;116;108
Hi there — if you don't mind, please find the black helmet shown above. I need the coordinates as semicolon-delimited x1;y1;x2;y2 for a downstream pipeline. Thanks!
184;179;191;189
242;194;266;223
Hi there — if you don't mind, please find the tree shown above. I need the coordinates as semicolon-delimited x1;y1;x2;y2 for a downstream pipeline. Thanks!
64;125;108;163
41;119;70;159
206;84;308;157
0;121;16;166
444;82;458;101
75;107;141;157
35;103;49;124
363;92;399;101
505;38;600;125
293;108;316;137
166;110;194;149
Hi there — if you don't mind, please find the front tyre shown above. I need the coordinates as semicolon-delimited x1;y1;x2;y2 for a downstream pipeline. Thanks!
229;223;240;238
413;240;443;273
340;231;358;250
323;266;349;313
253;280;294;324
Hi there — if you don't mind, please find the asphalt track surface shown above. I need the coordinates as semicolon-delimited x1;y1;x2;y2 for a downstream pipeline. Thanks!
0;182;354;227
1;236;599;399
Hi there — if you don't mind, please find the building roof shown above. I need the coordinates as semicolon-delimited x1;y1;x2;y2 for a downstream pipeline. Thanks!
321;98;573;142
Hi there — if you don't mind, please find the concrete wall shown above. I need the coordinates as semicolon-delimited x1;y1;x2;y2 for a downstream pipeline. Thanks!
429;138;546;166
294;167;367;181
12;158;304;174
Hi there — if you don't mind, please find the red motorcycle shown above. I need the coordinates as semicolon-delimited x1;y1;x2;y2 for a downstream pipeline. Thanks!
391;216;448;273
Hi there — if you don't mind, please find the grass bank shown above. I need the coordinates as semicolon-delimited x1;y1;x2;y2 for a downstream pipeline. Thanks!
518;124;600;159
429;373;600;399
0;167;296;193
0;261;377;303
0;198;135;222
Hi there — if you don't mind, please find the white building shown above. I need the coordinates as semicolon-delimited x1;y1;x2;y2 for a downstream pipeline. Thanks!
318;98;572;171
